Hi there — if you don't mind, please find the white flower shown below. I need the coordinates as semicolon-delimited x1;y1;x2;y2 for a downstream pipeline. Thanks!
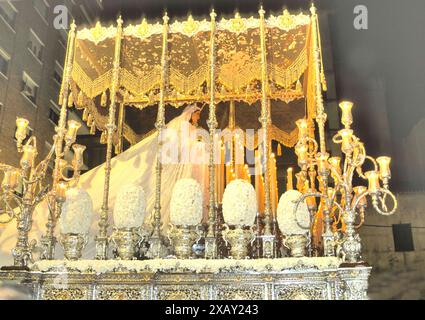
170;178;203;226
60;188;93;235
222;179;257;226
277;190;310;236
113;184;146;229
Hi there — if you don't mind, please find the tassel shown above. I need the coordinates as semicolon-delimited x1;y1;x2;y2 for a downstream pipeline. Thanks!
67;92;74;107
77;91;84;106
101;91;107;107
90;124;96;135
82;109;89;121
87;114;93;126
277;143;282;156
100;131;107;144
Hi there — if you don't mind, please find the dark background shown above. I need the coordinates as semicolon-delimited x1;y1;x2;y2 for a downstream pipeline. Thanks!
97;0;425;192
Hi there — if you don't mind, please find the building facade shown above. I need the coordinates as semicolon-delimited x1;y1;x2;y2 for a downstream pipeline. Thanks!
0;0;103;169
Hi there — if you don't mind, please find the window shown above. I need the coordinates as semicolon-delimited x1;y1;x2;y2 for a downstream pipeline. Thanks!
0;1;17;29
0;48;10;77
53;61;63;85
27;29;44;62
33;0;49;22
21;72;39;105
48;108;59;125
392;224;415;252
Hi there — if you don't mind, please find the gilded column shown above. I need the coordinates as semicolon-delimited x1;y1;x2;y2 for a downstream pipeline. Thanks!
310;5;334;257
40;21;77;260
205;9;218;259
259;7;274;258
95;16;123;260
147;12;169;258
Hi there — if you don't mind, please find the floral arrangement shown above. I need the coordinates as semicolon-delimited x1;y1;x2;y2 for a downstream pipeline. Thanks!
60;188;93;235
222;179;257;226
170;178;203;226
31;257;341;274
113;183;147;229
276;190;310;236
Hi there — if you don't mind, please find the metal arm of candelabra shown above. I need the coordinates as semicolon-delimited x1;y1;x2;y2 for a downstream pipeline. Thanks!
0;117;85;268
292;101;397;263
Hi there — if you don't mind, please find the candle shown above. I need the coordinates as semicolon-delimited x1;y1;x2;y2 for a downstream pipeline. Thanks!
353;186;368;207
65;120;81;145
376;156;391;179
72;144;86;170
339;129;353;153
218;145;225;203
20;144;37;169
55;181;67;203
287;167;293;190
15;118;29;141
365;171;380;193
225;162;232;186
296;119;309;140
339;101;354;128
2;169;20;190
306;194;317;211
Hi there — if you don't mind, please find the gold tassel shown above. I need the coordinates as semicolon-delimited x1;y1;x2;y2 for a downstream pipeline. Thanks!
87;114;93;126
67;92;74;107
101;91;107;107
82;109;89;121
90;124;96;135
277;143;282;156
100;131;107;144
77;91;84;106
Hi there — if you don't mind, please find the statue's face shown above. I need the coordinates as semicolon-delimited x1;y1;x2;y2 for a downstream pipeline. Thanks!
191;110;201;124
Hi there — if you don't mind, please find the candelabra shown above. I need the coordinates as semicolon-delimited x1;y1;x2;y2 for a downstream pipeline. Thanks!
0;117;85;268
293;101;397;263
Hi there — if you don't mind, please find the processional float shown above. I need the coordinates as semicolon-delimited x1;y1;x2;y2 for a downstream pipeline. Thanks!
0;5;397;300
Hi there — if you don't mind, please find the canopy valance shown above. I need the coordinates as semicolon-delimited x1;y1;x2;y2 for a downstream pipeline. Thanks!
60;8;326;149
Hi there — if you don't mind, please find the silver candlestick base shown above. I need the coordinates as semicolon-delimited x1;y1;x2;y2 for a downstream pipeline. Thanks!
168;224;200;259
283;234;309;258
60;233;88;260
110;228;141;260
223;226;256;259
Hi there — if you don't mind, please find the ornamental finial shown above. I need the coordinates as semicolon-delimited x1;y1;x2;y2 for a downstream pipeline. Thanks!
70;20;76;32
117;15;123;26
259;6;265;16
310;3;317;15
210;8;216;20
163;11;169;23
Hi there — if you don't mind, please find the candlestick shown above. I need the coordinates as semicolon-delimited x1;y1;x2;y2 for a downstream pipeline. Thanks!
365;171;380;194
376;156;391;180
55;181;67;203
339;129;353;154
65;120;81;146
20;144;37;169
287;167;293;191
339;101;353;128
296;119;309;140
2;169;20;190
15;118;29;142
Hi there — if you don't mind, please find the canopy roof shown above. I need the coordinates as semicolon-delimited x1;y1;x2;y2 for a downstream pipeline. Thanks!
62;8;325;149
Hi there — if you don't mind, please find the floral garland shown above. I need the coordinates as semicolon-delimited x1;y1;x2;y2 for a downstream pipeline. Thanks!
222;179;257;226
170;178;203;226
31;257;341;275
60;188;93;235
113;183;147;229
277;190;310;236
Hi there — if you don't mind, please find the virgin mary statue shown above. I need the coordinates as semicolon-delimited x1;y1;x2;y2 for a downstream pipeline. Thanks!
0;104;209;264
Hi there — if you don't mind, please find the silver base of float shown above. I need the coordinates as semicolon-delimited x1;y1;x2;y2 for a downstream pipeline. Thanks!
0;257;371;300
